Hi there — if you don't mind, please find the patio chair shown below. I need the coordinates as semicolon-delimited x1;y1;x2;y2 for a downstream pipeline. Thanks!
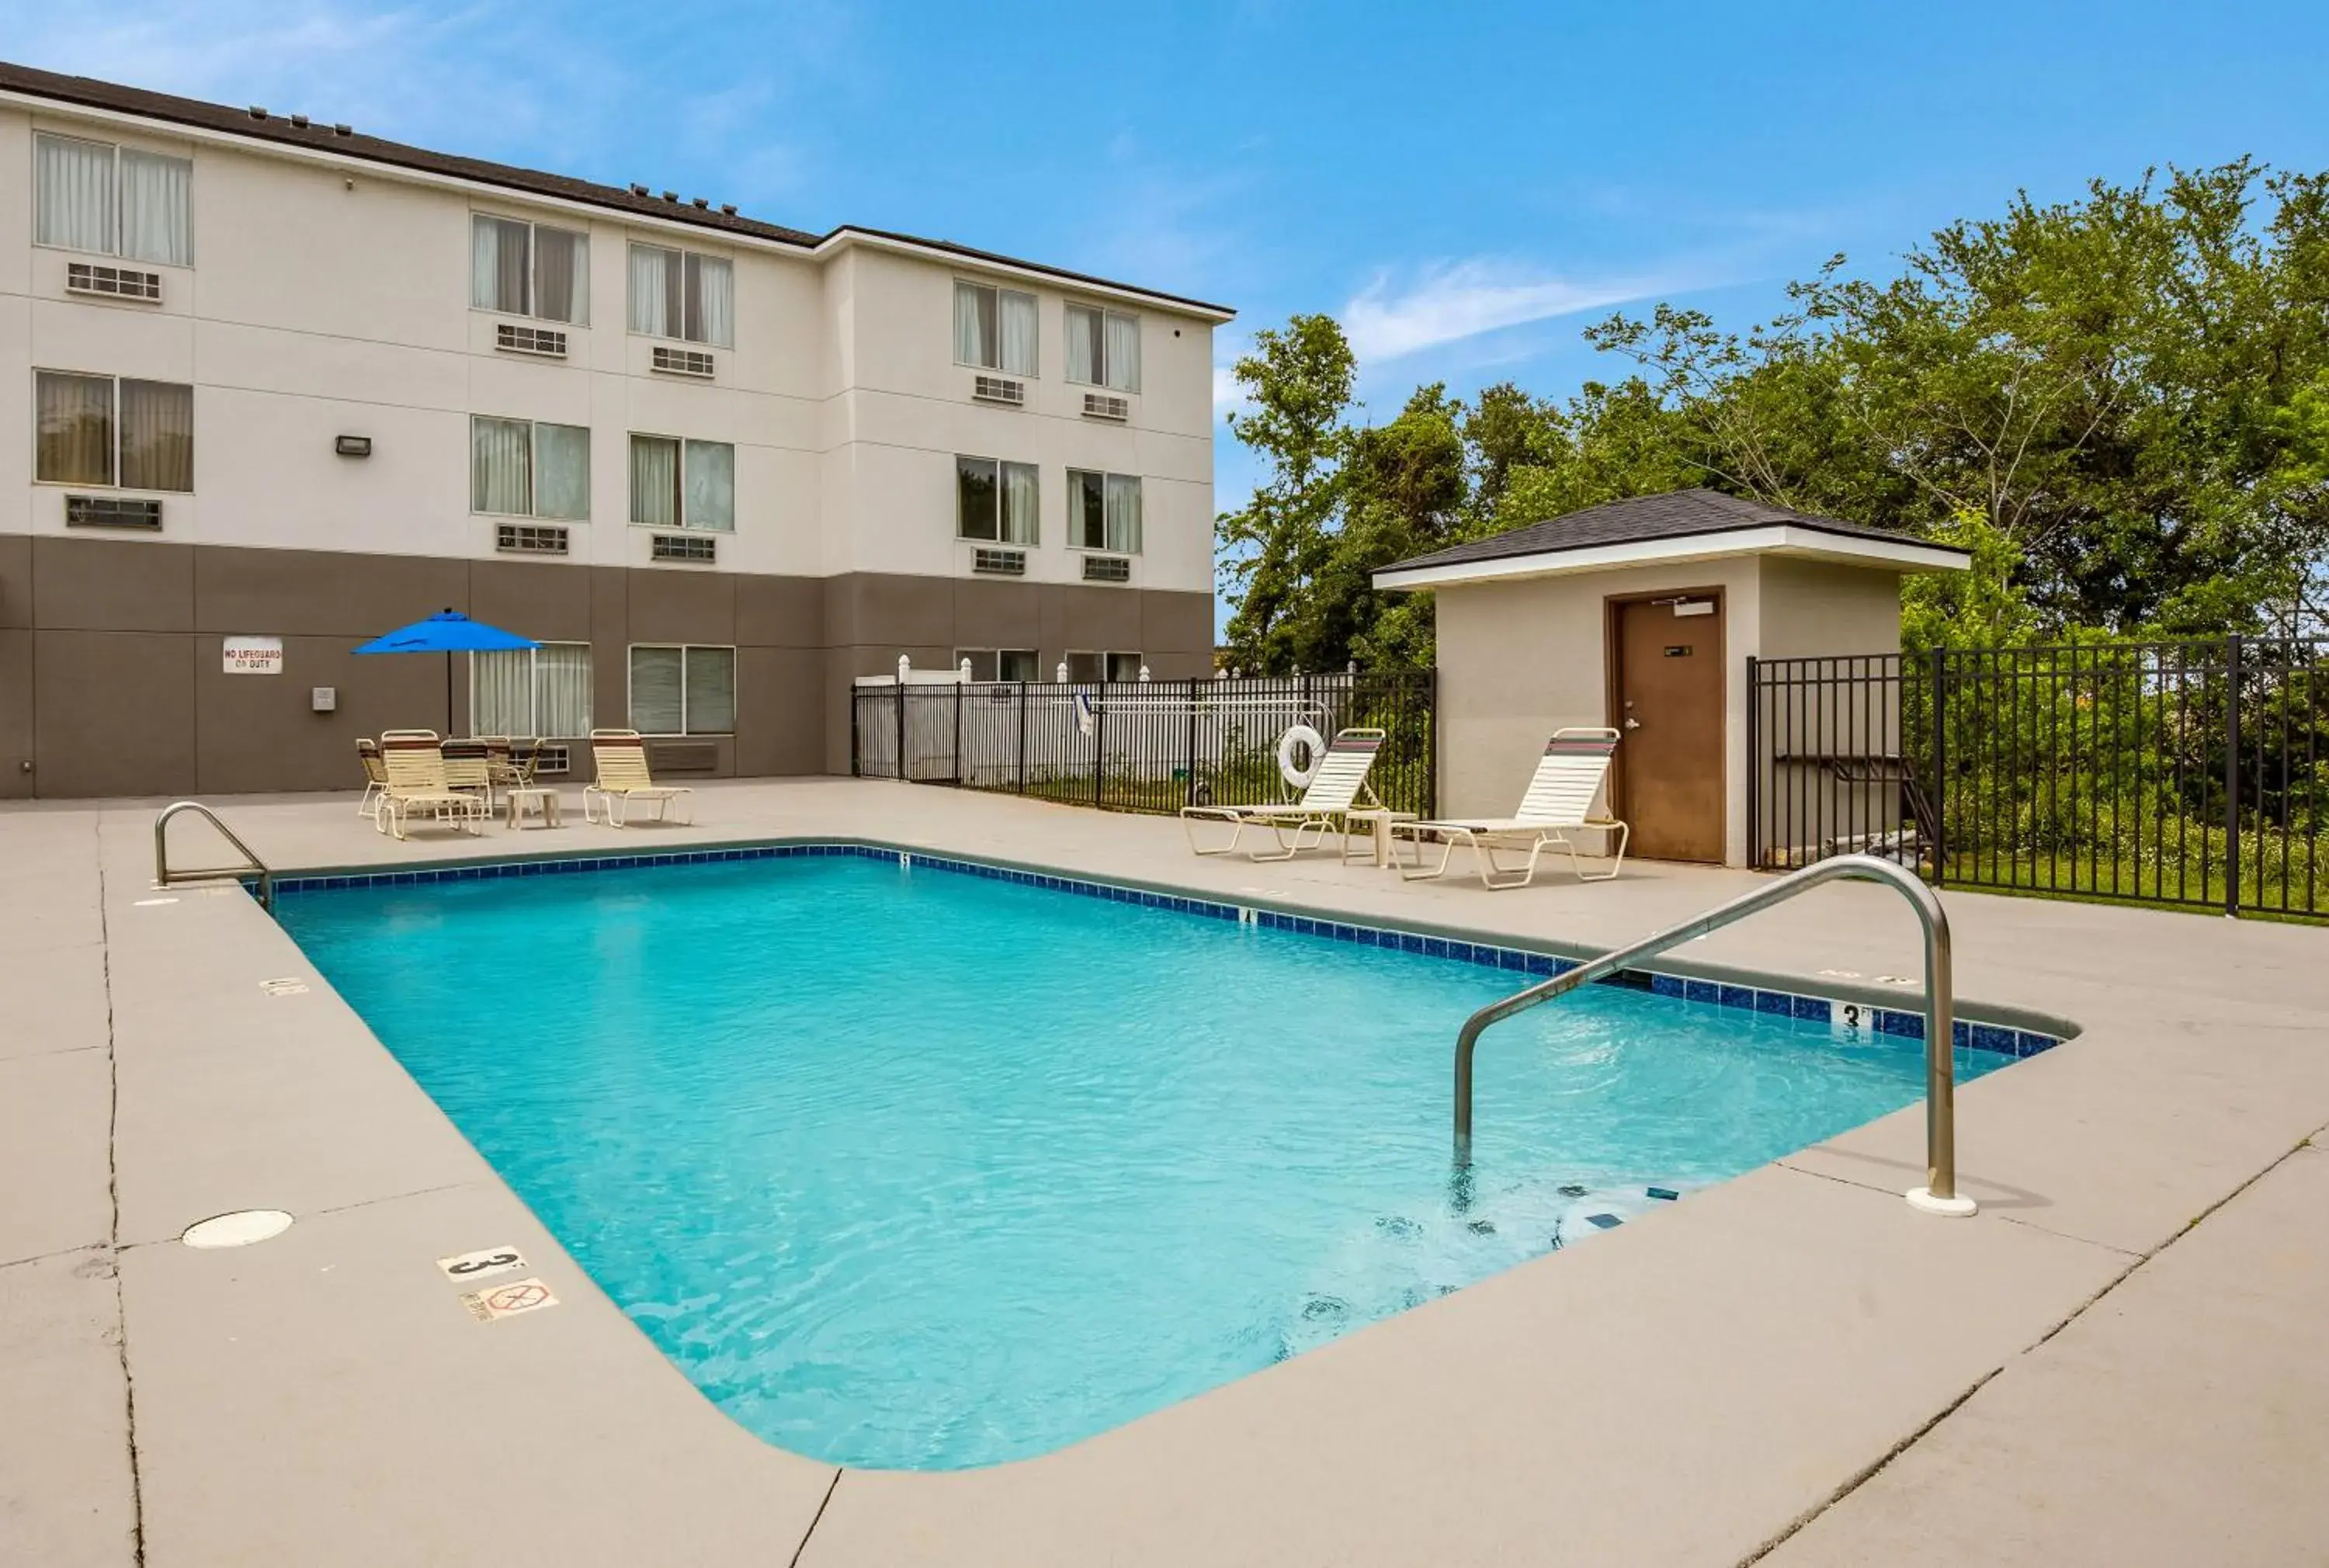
376;734;488;841
582;730;695;827
1391;727;1630;890
1181;727;1386;861
354;739;389;822
440;738;495;810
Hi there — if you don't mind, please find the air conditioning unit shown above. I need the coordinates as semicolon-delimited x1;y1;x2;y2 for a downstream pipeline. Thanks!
1081;554;1131;583
66;262;162;302
66;495;164;530
651;345;716;378
651;532;717;562
1081;392;1130;421
972;375;1025;407
649;741;720;772
495;522;569;555
971;547;1026;576
529;744;571;776
496;322;567;358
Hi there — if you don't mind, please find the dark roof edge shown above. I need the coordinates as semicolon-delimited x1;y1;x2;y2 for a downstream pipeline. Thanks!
0;61;1234;318
1383;514;1973;574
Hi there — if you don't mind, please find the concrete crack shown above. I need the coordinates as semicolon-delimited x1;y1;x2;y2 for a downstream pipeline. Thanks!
786;1469;843;1568
96;820;148;1566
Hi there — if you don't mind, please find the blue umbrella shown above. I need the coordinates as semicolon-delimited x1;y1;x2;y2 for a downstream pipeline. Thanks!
354;609;539;734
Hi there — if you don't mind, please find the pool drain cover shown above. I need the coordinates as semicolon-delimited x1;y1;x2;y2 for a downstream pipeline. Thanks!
181;1209;294;1249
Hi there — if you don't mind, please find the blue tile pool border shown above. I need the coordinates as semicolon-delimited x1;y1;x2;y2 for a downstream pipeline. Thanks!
266;843;2060;1060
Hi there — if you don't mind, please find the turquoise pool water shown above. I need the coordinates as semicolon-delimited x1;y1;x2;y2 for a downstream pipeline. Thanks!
276;852;2004;1471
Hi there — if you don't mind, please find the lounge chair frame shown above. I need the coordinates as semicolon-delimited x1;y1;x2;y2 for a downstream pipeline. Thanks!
582;729;695;827
1181;728;1387;861
374;733;488;841
1393;727;1630;890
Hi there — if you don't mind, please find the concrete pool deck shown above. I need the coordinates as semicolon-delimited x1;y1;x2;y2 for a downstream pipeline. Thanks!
3;778;2324;1566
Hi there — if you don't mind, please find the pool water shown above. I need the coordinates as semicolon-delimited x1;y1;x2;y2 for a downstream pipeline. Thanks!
276;852;2003;1470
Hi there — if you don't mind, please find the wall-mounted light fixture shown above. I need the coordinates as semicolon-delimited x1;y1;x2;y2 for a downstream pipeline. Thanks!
335;435;373;458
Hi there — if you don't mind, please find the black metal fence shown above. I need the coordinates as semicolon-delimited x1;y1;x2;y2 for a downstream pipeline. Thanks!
1751;637;2329;918
853;671;1436;818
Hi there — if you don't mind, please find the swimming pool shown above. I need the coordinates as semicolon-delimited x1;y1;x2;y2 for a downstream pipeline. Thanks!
276;847;2021;1471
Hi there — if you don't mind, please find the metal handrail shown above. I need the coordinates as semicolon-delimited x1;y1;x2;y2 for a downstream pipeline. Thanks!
153;801;273;910
1453;853;1975;1216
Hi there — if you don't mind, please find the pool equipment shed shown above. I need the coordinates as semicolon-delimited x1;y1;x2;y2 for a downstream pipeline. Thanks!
1374;491;1968;867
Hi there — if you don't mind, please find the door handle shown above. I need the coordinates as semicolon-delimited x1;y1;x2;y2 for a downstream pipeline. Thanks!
1623;717;1641;730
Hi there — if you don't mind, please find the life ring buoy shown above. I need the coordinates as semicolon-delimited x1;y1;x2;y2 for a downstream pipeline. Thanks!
1278;723;1327;790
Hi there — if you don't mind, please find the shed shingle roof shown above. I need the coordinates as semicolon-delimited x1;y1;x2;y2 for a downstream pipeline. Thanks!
1382;488;1963;574
0;60;1234;317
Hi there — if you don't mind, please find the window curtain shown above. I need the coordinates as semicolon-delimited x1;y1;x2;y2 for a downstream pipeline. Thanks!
685;647;737;734
35;372;113;485
1107;652;1144;682
35;134;114;254
120;151;192;267
1064;305;1099;384
471;416;533;515
533;644;594;737
629;435;679;526
1104;474;1143;553
954;282;994;367
1105;312;1141;393
693;255;734;347
1001;460;1039;544
629;647;685;733
956;456;998;540
1070;469;1105;547
532;225;587;324
118;380;193;492
471;650;533;734
532;423;589;519
628;245;672;336
999;290;1038;376
474;216;529;314
683;441;734;530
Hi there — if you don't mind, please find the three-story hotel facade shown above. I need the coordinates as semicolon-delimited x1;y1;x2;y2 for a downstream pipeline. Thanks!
0;61;1228;797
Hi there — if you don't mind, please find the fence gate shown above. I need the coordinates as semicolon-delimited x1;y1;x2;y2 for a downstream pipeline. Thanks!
852;671;1436;820
1750;638;2329;919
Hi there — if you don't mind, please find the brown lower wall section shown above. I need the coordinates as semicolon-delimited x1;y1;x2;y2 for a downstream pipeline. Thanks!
0;536;1214;798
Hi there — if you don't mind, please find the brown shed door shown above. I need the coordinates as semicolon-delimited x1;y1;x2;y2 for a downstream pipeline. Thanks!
1614;596;1725;862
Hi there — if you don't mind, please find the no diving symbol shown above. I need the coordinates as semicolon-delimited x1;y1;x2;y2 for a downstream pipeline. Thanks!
488;1282;549;1313
460;1275;560;1323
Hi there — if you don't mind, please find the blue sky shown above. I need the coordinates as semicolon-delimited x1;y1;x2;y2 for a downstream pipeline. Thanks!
8;0;2324;536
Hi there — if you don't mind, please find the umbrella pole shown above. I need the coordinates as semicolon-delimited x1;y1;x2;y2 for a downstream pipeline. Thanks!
446;651;454;737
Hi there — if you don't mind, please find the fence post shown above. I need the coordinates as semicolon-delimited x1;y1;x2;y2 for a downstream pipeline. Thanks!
952;678;963;786
1185;676;1201;806
2224;633;2242;916
1016;680;1029;795
1745;656;1760;870
1092;677;1107;809
849;686;861;778
1929;646;1948;886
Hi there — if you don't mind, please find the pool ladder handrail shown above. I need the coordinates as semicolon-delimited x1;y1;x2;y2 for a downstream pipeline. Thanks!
153;801;273;910
1454;853;1974;1216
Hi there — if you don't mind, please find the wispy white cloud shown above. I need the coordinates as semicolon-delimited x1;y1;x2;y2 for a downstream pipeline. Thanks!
1341;258;1686;363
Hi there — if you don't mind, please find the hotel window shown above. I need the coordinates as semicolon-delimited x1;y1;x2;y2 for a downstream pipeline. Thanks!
956;649;1040;682
35;372;193;491
1067;469;1142;553
1064;303;1139;392
629;435;734;531
1066;651;1144;682
627;243;734;346
34;133;193;267
471;643;594;737
956;456;1039;543
470;214;589;324
470;417;589;519
953;281;1039;376
629;645;736;734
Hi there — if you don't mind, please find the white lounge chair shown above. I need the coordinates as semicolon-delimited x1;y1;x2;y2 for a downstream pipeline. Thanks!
1182;727;1386;861
1391;727;1629;889
582;729;695;827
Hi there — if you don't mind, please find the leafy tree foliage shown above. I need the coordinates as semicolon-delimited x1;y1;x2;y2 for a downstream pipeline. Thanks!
1217;161;2329;671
